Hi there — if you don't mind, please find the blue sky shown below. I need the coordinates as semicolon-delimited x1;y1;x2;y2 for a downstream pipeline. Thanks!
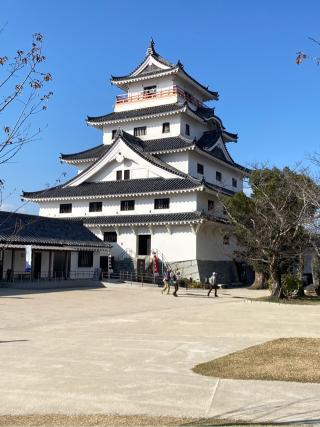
1;0;320;213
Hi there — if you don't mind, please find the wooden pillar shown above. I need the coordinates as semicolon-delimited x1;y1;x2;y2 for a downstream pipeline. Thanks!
48;251;52;280
11;248;15;281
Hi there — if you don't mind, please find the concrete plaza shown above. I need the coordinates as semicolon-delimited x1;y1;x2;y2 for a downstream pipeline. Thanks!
1;283;320;424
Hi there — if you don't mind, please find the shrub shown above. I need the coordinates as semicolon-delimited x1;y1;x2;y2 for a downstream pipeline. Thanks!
282;274;301;297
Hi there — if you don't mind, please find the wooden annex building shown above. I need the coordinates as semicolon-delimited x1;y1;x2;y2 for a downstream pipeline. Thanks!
0;211;106;282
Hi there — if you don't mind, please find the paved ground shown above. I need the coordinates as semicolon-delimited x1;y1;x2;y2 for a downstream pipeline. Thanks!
1;283;320;424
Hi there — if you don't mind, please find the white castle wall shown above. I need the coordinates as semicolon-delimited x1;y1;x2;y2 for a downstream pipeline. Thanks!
158;151;189;174
38;192;198;219
188;151;244;191
89;224;197;263
102;115;181;145
196;222;237;262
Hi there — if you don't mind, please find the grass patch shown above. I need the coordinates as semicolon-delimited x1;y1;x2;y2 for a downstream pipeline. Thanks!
193;338;320;383
256;296;320;305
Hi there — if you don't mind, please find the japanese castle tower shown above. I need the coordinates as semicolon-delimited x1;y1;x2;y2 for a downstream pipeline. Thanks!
23;40;247;282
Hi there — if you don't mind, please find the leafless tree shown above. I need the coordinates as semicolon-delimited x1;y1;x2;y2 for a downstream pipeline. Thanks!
0;32;52;176
222;167;316;298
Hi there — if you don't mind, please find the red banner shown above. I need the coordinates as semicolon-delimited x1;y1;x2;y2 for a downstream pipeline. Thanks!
153;255;159;274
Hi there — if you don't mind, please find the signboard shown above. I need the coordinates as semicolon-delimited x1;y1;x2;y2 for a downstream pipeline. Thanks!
25;245;32;272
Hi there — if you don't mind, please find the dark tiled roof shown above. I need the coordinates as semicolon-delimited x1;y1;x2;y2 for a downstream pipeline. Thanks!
198;130;237;147
87;103;186;124
22;178;200;200
0;211;106;248
61;137;194;163
117;131;187;177
80;212;205;226
78;211;227;226
142;137;194;152
61;145;110;162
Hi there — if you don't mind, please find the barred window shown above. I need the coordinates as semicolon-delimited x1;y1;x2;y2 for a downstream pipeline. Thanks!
162;122;170;133
134;126;146;136
78;251;93;267
232;178;238;188
216;171;222;182
120;200;135;211
104;232;117;242
185;123;190;136
197;163;204;175
116;170;122;181
124;169;130;180
223;235;230;245
89;202;102;212
208;200;215;211
59;203;72;214
112;129;117;139
154;198;170;209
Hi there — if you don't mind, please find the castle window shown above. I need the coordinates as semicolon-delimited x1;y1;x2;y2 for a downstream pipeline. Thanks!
185;123;190;136
116;170;122;181
154;198;170;209
124;169;130;180
143;85;157;96
162;122;170;133
104;232;117;242
89;201;102;212
78;251;93;268
121;200;135;211
208;200;215;211
216;171;222;182
232;178;238;188
59;203;72;214
197;163;204;175
223;235;230;245
112;129;117;139
134;126;146;136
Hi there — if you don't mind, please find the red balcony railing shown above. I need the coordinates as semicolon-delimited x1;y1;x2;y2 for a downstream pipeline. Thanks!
115;85;203;108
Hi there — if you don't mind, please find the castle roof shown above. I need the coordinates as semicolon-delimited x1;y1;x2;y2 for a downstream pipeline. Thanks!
60;130;246;173
78;211;228;227
110;39;218;101
86;102;223;127
60;137;194;163
22;177;203;201
0;211;106;249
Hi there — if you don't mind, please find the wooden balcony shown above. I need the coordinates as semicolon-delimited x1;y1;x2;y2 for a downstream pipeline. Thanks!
115;85;203;107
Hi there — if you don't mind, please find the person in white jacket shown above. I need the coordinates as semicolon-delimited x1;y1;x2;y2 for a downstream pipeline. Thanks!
208;272;218;297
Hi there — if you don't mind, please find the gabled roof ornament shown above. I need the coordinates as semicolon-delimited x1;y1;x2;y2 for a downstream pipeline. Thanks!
115;126;123;139
146;37;155;56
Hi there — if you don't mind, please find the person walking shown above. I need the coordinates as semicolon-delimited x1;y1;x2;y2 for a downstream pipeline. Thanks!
208;272;219;297
173;269;181;297
162;269;170;295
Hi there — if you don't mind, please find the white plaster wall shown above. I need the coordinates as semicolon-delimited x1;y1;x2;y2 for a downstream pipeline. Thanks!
90;158;159;182
196;191;226;215
2;249;25;276
38;192;197;219
91;225;197;263
69;251;100;279
180;114;207;141
158;152;189;174
103;115;181;145
196;222;237;261
188;151;244;191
